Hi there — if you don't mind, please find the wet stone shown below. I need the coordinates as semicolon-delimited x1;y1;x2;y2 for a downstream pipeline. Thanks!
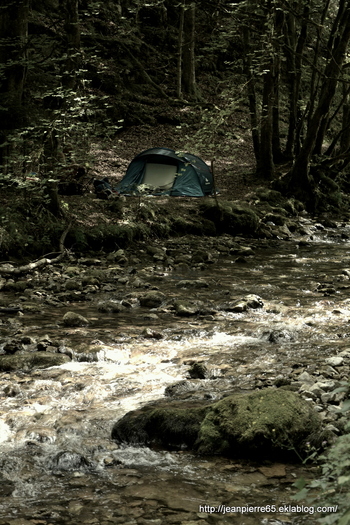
0;352;71;371
188;362;208;379
174;301;199;317
3;341;24;354
142;328;163;339
139;291;165;308
63;311;89;327
3;383;21;397
97;300;125;313
64;278;82;290
112;389;322;460
175;280;209;289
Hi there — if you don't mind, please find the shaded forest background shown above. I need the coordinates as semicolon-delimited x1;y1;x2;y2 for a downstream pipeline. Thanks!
2;0;350;240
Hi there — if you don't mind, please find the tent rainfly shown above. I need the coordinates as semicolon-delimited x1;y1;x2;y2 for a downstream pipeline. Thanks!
116;148;214;197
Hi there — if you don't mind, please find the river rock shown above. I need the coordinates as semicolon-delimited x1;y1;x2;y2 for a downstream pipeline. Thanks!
325;356;344;367
64;278;82;291
222;294;263;313
268;329;294;343
0;352;71;371
111;389;322;459
188;362;208;379
298;371;315;385
222;300;247;313
3;340;25;354
63;312;89;327
244;294;264;308
112;398;208;449
50;451;90;471
173;300;199;317
0;473;15;496
139;291;165;308
195;389;322;457
97;300;125;313
175;279;209;288
142;328;163;339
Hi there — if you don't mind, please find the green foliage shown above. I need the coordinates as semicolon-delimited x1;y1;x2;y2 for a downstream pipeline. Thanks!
292;383;350;524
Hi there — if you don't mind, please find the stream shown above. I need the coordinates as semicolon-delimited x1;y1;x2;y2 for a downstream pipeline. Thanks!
0;218;349;525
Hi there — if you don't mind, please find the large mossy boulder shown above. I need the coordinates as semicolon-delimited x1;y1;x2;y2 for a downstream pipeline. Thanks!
112;389;322;459
0;352;71;371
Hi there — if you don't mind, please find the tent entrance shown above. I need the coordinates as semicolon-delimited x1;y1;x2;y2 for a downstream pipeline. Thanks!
143;163;178;191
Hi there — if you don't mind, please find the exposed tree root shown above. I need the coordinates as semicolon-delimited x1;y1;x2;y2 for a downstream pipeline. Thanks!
0;222;71;276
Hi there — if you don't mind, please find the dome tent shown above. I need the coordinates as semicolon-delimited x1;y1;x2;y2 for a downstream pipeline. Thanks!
116;148;214;197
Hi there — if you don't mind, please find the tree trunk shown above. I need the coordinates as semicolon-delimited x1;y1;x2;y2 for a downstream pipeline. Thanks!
257;66;275;179
182;2;197;98
284;1;309;159
60;0;81;89
242;25;260;165
340;83;350;154
177;4;185;98
0;0;29;171
271;5;284;163
288;1;350;198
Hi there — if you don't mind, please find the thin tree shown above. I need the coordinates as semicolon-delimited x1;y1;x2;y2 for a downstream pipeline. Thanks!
0;0;29;171
182;2;197;98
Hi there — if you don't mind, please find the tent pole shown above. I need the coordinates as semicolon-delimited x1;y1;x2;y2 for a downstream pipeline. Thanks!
211;159;220;209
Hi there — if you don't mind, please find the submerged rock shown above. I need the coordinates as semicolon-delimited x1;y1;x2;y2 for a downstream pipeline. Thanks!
175;279;209;288
97;300;125;313
111;389;322;459
188;362;209;379
142;328;163;339
50;451;90;471
3;340;25;354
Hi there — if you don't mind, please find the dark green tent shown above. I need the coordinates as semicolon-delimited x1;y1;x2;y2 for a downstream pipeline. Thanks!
117;148;213;196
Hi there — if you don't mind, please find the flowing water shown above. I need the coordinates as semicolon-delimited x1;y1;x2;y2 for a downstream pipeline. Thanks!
0;220;349;525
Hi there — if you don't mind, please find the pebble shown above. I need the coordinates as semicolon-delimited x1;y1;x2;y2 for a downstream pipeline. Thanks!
298;371;314;384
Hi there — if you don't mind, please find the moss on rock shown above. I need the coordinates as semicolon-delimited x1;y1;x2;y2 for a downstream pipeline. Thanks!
195;389;321;457
199;200;259;236
255;188;285;206
139;291;165;308
63;311;89;327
